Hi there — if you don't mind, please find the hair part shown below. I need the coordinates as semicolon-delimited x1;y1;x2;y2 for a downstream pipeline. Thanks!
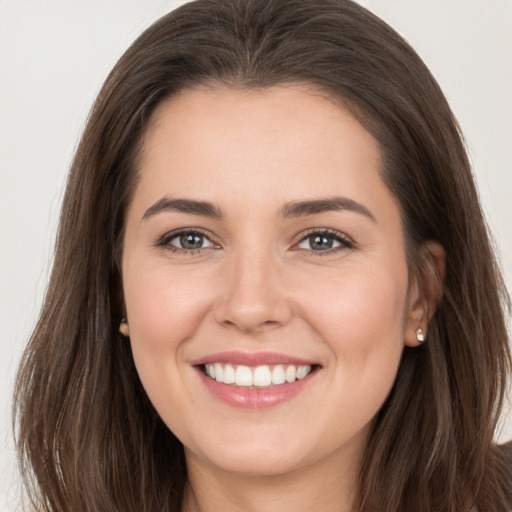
14;1;511;511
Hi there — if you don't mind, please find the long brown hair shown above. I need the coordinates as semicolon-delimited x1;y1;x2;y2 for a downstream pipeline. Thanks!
14;1;511;510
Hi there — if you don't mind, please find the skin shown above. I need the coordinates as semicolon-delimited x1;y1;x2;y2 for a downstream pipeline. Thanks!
121;85;442;512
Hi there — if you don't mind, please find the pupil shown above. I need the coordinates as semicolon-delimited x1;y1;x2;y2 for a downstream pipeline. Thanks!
311;235;333;250
180;233;203;249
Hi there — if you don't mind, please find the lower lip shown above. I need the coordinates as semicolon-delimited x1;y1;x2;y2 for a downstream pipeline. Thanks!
196;367;318;409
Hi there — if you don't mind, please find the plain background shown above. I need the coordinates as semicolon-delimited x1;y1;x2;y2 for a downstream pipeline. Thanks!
1;1;511;510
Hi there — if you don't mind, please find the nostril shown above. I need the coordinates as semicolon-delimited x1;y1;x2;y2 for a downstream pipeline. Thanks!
220;317;281;334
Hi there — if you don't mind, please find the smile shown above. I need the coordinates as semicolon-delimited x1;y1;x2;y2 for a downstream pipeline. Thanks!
204;363;313;388
192;352;320;409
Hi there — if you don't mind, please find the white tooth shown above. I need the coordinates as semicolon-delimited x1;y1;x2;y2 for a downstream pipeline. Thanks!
223;364;235;384
271;365;286;385
285;365;297;383
253;365;272;387
214;363;224;382
206;364;215;379
235;365;253;387
296;365;311;379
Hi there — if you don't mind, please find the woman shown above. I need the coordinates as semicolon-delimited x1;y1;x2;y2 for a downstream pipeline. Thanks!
13;0;512;511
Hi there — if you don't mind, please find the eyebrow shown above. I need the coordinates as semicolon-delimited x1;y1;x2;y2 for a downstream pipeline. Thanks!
142;197;224;220
142;195;376;222
280;197;376;222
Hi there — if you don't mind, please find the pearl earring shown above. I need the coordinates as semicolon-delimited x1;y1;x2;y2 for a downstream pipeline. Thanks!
416;328;425;343
119;318;130;337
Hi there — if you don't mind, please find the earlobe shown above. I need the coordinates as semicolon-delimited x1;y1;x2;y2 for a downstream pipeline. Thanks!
404;241;446;347
119;318;130;337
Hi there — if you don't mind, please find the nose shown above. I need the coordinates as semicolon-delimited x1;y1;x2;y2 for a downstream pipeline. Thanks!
213;247;293;334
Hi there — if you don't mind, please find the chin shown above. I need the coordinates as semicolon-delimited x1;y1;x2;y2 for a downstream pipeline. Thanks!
185;432;313;476
206;451;306;477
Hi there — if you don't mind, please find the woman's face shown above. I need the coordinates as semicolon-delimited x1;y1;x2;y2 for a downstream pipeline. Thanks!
122;85;424;477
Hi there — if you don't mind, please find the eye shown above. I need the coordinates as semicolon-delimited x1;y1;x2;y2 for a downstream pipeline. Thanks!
296;229;354;253
157;230;216;252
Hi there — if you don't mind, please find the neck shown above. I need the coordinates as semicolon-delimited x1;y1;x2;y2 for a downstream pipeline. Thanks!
181;445;362;512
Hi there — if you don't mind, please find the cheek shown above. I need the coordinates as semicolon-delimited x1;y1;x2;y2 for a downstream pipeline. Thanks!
295;262;409;440
305;260;407;339
125;263;212;343
122;263;218;431
300;260;408;395
122;262;215;392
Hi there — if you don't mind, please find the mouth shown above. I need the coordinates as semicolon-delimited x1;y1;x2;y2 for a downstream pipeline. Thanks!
201;362;317;388
191;352;321;409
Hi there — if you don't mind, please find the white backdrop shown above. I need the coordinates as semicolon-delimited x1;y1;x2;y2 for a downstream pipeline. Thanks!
1;1;511;510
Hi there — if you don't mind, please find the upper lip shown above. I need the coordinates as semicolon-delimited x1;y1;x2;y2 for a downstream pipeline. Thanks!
190;351;318;367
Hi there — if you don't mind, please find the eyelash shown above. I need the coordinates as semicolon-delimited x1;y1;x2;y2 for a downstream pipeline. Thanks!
155;228;355;255
155;228;217;255
295;228;355;255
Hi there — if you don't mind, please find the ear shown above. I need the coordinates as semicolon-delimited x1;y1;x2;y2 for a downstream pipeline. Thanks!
404;240;446;347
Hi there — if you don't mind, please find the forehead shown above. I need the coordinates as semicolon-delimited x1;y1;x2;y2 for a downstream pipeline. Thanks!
136;85;384;199
125;84;407;259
